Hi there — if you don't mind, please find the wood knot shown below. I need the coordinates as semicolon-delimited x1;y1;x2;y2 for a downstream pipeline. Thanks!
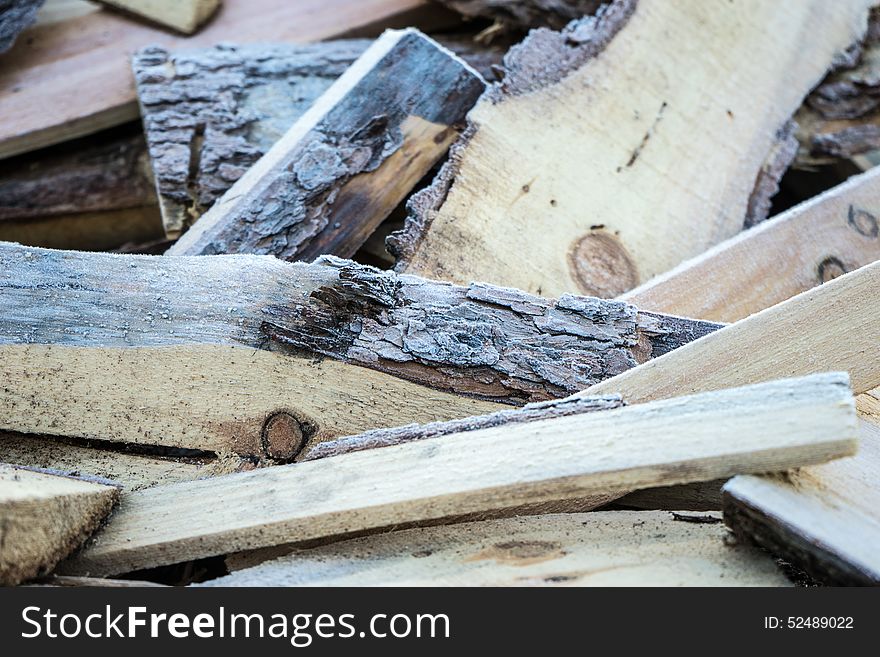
818;256;847;283
568;231;638;298
847;205;879;239
261;411;306;461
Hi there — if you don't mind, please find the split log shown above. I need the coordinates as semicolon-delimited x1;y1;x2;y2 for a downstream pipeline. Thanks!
0;243;719;457
723;395;880;586
0;0;43;53
391;0;872;298
622;166;880;323
0;0;430;159
167;30;484;260
0;464;119;586
61;373;856;576
0;432;245;490
436;0;602;32
134;39;502;237
93;0;220;34
199;511;790;587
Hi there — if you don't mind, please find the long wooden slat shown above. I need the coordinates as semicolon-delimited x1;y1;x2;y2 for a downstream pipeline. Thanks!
392;0;871;298
0;464;119;585
167;29;484;260
622;167;880;322
61;373;857;576
199;511;791;587
0;0;432;159
0;243;719;457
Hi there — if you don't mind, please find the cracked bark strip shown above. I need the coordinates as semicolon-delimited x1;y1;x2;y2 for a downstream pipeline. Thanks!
0;0;43;54
133;39;503;239
164;30;485;260
391;0;871;298
0;241;716;459
300;394;623;461
435;0;604;33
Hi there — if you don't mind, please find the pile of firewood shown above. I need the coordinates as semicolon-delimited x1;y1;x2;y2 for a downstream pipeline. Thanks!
1;0;878;588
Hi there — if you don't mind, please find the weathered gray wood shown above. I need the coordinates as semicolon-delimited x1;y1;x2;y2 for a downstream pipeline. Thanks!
134;38;502;238
62;373;858;576
0;244;721;404
165;30;485;259
436;0;602;32
0;0;43;54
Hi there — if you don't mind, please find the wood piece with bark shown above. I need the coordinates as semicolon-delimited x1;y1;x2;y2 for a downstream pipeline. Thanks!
167;30;485;260
0;243;719;458
723;394;880;586
199;511;790;587
0;0;431;159
134;39;502;237
93;0;220;34
61;373;857;576
391;0;872;298
0;464;119;585
622;166;880;323
0;0;43;53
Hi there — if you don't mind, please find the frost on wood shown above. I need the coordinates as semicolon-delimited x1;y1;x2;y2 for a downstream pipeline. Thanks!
0;244;721;404
0;0;43;54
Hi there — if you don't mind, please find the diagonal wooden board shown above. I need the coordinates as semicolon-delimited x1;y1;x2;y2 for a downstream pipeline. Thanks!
167;29;485;260
0;243;719;457
0;464;119;585
0;0;435;159
60;373;857;576
622;166;880;323
392;0;872;298
198;511;792;587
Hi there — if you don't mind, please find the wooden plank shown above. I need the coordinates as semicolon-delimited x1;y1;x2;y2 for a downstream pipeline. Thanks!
199;511;791;587
0;0;43;53
585;259;880;402
621;166;880;322
93;0;220;34
0;0;430;159
61;373;857;576
0;431;245;490
723;397;880;585
134;39;502;237
391;0;871;298
0;464;118;585
0;243;719;456
167;29;485;258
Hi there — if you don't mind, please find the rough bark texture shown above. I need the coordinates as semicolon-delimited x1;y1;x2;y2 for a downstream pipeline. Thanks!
436;0;603;32
388;0;637;266
794;7;880;167
134;38;502;238
0;244;721;404
300;394;623;460
0;0;43;54
0;124;155;221
744;120;799;228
